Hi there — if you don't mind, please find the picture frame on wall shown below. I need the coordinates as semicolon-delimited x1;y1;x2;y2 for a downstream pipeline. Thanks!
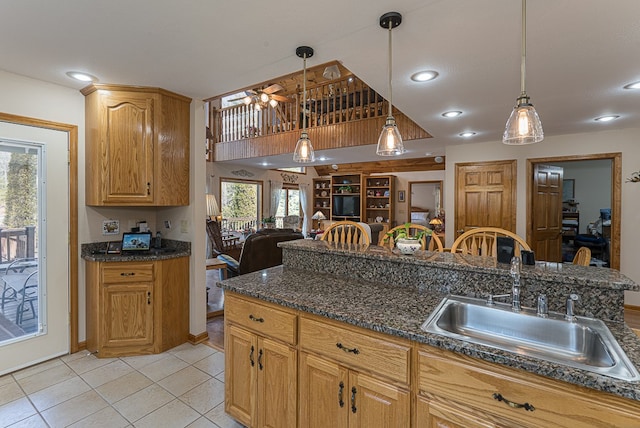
398;190;405;202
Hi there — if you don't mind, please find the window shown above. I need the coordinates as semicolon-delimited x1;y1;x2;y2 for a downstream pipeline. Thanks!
220;178;263;232
276;186;300;219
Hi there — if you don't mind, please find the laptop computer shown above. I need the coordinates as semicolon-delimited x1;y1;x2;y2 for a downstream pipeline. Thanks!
121;232;152;253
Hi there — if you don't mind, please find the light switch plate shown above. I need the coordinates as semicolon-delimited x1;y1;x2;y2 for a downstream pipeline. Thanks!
180;219;188;233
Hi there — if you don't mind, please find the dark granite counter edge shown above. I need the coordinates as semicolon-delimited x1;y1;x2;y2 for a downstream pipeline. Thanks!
217;266;640;402
81;239;191;262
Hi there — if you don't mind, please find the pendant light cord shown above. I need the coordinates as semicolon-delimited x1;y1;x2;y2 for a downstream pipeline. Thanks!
520;0;527;96
387;21;393;118
302;55;307;131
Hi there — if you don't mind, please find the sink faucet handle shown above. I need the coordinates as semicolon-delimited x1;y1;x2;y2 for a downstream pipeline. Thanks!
565;293;580;321
486;293;511;305
537;294;548;318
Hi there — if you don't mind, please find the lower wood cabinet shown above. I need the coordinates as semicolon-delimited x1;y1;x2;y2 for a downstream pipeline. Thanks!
85;257;189;357
224;294;297;428
299;352;410;428
417;345;640;428
224;292;640;428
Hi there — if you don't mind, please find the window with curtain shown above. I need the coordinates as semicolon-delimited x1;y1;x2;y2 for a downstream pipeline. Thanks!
276;185;300;218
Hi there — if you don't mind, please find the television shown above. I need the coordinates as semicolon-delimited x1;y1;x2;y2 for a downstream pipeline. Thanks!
332;195;360;217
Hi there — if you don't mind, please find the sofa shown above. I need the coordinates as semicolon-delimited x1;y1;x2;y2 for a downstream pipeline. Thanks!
217;228;304;277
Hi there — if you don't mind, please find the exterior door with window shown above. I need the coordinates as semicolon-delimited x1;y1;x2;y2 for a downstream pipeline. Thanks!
0;122;69;375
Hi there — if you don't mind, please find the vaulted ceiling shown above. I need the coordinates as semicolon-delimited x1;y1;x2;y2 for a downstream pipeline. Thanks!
2;0;639;168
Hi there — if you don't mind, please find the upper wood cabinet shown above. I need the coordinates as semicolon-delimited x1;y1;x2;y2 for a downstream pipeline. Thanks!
82;84;191;206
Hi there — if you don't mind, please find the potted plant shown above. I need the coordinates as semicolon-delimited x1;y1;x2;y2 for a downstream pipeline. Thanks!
383;223;432;255
262;216;276;229
338;185;352;193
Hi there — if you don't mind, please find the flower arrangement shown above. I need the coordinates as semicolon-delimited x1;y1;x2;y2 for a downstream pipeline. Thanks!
338;185;352;193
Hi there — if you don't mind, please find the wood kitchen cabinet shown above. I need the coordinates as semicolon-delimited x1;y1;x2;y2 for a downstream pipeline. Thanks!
416;345;640;428
81;84;191;206
224;293;297;428
299;315;411;428
85;257;189;357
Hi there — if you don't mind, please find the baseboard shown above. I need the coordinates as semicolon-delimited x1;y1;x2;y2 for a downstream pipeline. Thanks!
188;331;209;345
76;341;87;351
207;309;224;319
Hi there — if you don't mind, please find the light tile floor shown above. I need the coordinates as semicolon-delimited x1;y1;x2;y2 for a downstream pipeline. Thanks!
0;343;245;428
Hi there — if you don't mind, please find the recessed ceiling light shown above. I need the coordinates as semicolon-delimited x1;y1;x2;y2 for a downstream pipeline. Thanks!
410;70;439;82
623;81;640;89
260;161;269;166
318;156;328;162
442;111;462;118
459;131;476;138
594;115;620;122
66;71;98;82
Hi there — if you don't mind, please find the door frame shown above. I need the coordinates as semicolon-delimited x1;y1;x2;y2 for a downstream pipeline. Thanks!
526;153;621;270
0;112;79;353
407;180;443;218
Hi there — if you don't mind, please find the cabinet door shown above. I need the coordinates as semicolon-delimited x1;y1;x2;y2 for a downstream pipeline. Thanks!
100;92;155;204
225;324;257;427
101;282;153;348
349;371;410;428
257;337;297;428
299;352;348;428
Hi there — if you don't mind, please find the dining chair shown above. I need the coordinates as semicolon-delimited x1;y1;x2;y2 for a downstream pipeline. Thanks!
1;258;39;325
378;224;444;252
321;221;371;245
450;227;531;257
572;246;592;266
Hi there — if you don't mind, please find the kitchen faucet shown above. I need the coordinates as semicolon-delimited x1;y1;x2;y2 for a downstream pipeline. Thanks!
510;256;522;312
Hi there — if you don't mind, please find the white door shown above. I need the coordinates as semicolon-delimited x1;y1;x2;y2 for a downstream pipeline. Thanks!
0;122;69;375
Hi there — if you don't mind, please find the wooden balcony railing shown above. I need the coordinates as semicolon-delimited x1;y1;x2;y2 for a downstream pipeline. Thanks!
209;75;387;146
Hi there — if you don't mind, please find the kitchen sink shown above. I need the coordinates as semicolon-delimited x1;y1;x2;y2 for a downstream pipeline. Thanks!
421;295;640;381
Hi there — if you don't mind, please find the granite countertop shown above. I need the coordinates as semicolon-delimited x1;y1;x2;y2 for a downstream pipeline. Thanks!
81;240;190;262
217;265;640;402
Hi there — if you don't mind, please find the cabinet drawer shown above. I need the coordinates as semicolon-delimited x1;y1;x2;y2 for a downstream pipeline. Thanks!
417;346;640;428
299;316;410;385
102;263;154;283
225;294;297;345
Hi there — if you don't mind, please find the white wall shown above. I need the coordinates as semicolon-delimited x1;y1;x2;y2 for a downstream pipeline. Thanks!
0;70;201;342
562;160;611;234
444;128;640;305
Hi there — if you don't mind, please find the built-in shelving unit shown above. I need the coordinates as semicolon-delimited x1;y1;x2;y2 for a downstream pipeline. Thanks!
312;177;331;227
330;174;362;222
364;175;394;226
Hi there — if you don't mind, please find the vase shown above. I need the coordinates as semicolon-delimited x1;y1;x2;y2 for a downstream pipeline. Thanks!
396;238;421;255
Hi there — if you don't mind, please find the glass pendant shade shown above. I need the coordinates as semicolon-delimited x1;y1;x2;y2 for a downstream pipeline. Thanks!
294;46;315;163
503;0;543;145
376;117;405;155
293;131;315;163
503;95;544;145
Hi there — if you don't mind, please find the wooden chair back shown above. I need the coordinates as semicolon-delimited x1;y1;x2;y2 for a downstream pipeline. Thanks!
572;246;591;266
321;221;371;245
206;220;242;259
378;224;444;252
450;227;531;257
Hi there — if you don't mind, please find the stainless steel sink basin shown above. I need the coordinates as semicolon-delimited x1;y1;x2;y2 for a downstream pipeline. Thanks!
421;295;640;381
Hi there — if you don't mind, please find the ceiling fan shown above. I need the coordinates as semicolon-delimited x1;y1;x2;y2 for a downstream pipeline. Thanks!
231;84;291;110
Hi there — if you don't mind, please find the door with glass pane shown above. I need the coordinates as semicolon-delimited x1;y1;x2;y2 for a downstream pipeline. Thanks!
0;122;69;375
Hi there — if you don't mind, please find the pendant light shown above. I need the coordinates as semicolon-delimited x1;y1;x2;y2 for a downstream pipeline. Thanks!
503;0;544;145
293;46;315;163
377;12;405;156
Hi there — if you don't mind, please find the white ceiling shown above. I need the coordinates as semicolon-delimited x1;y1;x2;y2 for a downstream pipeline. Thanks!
2;0;639;169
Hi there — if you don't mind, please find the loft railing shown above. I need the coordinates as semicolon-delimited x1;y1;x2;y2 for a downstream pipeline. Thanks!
209;76;386;144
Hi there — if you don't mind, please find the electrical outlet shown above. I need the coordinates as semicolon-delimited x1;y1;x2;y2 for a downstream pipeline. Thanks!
164;220;171;229
180;219;188;233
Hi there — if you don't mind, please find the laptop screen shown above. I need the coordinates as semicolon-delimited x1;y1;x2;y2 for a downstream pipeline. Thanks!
121;232;152;252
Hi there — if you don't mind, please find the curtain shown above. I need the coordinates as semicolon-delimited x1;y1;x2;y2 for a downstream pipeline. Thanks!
299;183;310;236
269;180;283;218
